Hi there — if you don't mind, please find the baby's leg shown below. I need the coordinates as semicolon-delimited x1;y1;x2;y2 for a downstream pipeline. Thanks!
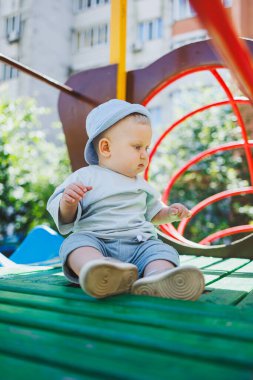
143;259;175;277
68;247;138;299
67;246;104;276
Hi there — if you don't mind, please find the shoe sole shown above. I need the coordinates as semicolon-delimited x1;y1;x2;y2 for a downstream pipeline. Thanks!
131;265;205;301
79;259;138;299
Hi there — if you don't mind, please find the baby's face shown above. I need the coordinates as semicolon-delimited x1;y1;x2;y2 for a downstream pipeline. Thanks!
105;117;152;178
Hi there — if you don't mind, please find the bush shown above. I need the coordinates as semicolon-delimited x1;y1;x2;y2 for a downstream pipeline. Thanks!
0;98;71;244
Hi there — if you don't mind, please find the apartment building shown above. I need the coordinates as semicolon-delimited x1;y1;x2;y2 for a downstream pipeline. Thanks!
0;0;251;134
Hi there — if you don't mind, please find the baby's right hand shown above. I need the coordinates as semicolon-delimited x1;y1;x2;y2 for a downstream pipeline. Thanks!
61;182;92;207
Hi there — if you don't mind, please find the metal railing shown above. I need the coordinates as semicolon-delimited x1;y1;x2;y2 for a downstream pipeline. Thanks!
0;54;98;106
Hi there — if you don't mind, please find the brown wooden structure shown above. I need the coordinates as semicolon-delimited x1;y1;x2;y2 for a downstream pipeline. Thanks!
58;39;253;171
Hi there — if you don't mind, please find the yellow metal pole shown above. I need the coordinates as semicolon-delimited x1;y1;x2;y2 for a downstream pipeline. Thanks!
110;0;127;100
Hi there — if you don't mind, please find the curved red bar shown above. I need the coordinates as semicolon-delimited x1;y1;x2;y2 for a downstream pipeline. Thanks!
189;0;253;104
142;66;222;107
162;141;253;203
144;92;252;244
144;98;250;182
210;69;253;185
199;225;253;245
178;187;253;235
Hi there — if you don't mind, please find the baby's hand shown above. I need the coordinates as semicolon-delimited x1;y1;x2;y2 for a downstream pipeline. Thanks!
61;182;92;207
168;203;191;221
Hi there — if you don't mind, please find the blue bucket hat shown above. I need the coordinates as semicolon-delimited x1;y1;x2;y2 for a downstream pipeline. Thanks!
84;99;151;165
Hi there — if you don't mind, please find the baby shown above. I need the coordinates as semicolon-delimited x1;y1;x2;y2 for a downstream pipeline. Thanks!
47;99;205;300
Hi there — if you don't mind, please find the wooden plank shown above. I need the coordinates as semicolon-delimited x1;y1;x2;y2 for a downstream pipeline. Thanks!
207;263;253;293
0;300;253;372
1;272;253;377
0;321;150;380
1;260;253;310
202;258;250;287
199;259;250;305
1;289;253;345
235;261;253;274
1;287;253;346
0;353;91;380
0;322;251;380
181;256;223;268
1;258;253;378
237;290;253;309
1;277;253;322
179;255;197;263
204;258;250;273
199;289;247;306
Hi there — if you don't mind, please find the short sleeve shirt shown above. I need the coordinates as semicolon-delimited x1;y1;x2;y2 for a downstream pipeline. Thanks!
47;165;164;240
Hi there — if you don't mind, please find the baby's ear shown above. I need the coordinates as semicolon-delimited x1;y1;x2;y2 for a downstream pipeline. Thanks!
98;138;111;158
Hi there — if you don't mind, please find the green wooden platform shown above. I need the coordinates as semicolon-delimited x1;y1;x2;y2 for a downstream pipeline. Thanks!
0;254;253;379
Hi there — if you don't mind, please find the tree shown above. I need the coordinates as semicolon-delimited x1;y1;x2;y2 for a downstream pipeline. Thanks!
0;98;71;245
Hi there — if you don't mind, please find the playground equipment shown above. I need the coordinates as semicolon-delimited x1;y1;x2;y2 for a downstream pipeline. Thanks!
0;0;253;260
1;2;253;378
57;14;253;256
0;226;63;266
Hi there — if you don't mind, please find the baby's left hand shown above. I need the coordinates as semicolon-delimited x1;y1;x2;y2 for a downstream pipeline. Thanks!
168;203;191;221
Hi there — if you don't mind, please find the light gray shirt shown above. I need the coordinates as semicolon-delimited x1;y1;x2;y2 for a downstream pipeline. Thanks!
47;165;164;240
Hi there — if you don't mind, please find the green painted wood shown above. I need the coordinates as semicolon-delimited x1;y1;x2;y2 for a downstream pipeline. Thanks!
1;262;253;379
2;277;253;320
1;275;253;322
0;321;152;380
1;291;253;350
235;260;253;273
198;289;247;305
1;288;253;342
0;353;91;380
237;290;253;309
180;256;223;268
202;258;250;286
204;258;250;273
207;260;253;293
1;323;251;380
0;301;253;371
0;268;67;286
179;255;197;263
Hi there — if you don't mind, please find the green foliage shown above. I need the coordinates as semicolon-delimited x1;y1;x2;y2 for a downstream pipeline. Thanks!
150;84;252;244
0;98;71;242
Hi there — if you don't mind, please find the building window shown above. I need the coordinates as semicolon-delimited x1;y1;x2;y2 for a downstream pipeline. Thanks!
2;64;19;81
73;0;109;13
137;18;163;43
173;0;232;21
98;24;108;44
5;14;21;42
173;0;196;21
75;24;108;50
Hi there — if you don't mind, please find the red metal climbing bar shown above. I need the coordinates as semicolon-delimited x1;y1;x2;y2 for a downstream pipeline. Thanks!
189;0;253;104
210;69;253;186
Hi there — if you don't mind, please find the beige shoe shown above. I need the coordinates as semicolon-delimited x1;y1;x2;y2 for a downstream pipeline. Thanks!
131;265;205;301
79;259;138;299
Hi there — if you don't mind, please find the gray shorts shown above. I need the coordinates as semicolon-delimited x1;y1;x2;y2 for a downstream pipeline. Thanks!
60;232;180;283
